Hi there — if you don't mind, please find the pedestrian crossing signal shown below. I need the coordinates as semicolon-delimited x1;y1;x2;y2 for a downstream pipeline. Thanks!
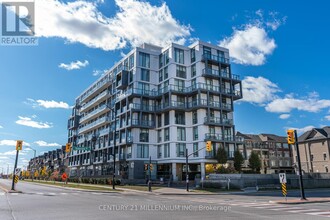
206;141;212;152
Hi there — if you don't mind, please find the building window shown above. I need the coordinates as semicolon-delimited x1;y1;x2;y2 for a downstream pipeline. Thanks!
137;144;149;158
191;64;196;77
159;69;163;82
203;46;211;58
129;54;134;69
176;65;186;78
141;68;150;81
174;79;185;91
164;50;169;65
324;153;327;161
175;111;185;125
191;48;196;63
311;154;314;162
174;48;184;64
177;127;186;141
157;145;162;158
164;128;170;141
157;114;162;128
193;143;198;157
164;143;170;158
164;66;168;79
157;130;162;143
164;112;169;125
139;129;149;142
176;143;186;157
193;127;198;140
139;52;150;68
159;53;163;68
326;166;329;173
192;110;197;124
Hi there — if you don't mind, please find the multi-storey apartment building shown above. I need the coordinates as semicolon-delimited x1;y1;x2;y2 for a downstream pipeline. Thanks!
236;132;293;174
294;126;330;173
67;41;242;182
28;146;68;174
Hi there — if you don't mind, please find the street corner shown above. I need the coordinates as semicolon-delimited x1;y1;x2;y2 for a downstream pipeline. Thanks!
8;190;23;193
270;198;330;205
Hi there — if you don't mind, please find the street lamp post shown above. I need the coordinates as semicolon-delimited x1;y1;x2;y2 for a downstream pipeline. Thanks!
112;108;117;190
91;133;99;177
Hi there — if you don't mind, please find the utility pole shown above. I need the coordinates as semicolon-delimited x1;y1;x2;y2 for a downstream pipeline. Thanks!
112;108;117;190
148;156;152;192
186;148;189;192
11;150;19;190
294;130;306;200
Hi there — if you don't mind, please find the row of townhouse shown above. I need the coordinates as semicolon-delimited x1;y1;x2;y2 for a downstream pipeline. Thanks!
27;146;68;174
67;40;243;182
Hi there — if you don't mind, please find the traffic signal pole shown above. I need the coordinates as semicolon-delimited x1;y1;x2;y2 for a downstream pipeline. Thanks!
186;148;189;192
148;156;152;192
294;130;306;200
11;150;19;191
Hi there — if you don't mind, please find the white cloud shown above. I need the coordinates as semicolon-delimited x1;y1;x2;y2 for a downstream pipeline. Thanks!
240;76;280;104
324;115;330;121
26;98;70;109
35;0;191;51
34;140;61;147
15;116;52;129
59;60;89;70
286;125;315;134
0;140;30;147
265;93;330;113
92;69;107;77
219;10;286;66
0;125;3;129
279;114;290;119
220;25;276;65
0;150;27;156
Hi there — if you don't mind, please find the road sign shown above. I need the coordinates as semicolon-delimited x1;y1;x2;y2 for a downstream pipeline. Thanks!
72;146;91;151
279;173;287;183
14;175;19;184
16;140;23;151
15;168;21;175
61;172;68;181
281;183;287;196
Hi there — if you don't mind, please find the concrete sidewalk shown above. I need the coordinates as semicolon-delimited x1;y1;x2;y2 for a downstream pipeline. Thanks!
270;197;330;204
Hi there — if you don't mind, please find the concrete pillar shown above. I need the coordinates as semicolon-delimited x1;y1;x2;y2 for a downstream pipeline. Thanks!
201;162;205;179
172;163;177;181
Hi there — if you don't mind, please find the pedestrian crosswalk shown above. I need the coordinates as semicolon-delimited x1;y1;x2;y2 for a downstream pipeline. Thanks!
162;196;330;218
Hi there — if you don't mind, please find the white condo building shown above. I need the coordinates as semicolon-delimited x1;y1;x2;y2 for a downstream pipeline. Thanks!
67;41;242;182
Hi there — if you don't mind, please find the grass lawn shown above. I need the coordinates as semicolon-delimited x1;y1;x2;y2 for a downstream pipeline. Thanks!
23;179;118;191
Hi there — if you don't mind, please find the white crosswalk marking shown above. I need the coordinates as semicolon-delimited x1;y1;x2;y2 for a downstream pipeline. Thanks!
288;209;320;213
60;193;67;195
307;211;330;215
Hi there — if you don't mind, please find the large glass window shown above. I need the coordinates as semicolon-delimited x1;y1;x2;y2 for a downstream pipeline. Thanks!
164;50;169;65
176;65;186;78
176;143;186;157
141;68;150;81
159;53;163;68
139;52;150;68
203;46;211;58
191;64;196;77
164;66;168;79
129;54;134;69
139;129;149;142
191;48;196;63
192;110;198;124
157;145;162;158
157;130;162;143
177;127;186;141
137;144;149;158
193;127;198;140
164;143;170;158
193;143;199;157
174;48;184;64
159;69;163;82
164;128;170;141
174;79;185;91
164;112;169;125
175;111;185;125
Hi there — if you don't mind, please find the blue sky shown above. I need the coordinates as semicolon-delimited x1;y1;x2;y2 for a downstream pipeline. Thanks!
0;0;330;171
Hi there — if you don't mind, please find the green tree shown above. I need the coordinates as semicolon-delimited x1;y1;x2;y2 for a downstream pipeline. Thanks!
233;150;244;172
249;151;261;173
216;147;227;164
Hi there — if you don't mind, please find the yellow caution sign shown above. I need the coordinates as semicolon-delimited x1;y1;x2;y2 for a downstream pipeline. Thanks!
14;175;19;184
281;183;287;196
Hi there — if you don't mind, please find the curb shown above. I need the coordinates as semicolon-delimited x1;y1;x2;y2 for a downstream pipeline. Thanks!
0;184;9;193
270;199;330;205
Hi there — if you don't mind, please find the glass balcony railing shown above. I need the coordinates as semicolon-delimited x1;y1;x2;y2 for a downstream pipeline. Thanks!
205;133;241;142
78;117;110;134
130;103;154;111
80;105;108;123
202;54;230;64
79;77;110;102
131;119;155;127
80;90;108;112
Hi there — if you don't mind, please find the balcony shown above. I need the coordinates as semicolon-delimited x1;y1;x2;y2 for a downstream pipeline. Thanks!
130;103;155;112
130;119;155;128
78;116;110;134
79;105;108;123
204;117;233;126
202;68;220;79
79;77;110;103
202;54;230;65
99;128;110;136
80;90;108;112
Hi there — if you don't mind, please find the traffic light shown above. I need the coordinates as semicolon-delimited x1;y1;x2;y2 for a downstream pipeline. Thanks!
287;129;295;144
206;141;212;152
16;140;23;151
150;164;153;171
65;143;72;153
144;164;148;171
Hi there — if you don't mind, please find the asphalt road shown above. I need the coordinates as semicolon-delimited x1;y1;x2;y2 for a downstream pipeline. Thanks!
1;179;330;220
